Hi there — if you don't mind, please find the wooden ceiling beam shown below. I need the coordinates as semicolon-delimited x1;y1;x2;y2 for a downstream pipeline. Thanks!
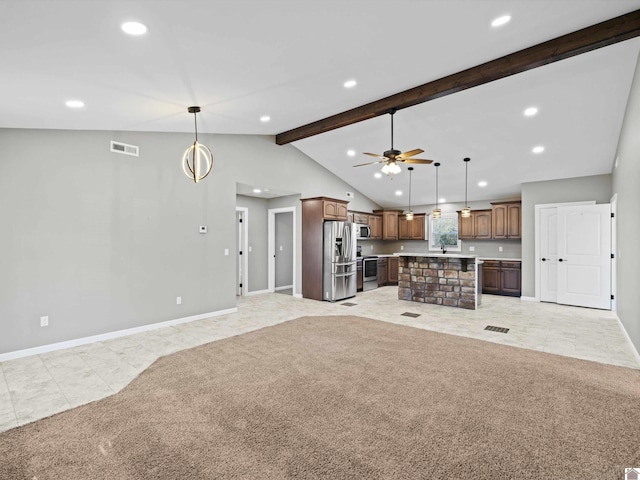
276;9;640;145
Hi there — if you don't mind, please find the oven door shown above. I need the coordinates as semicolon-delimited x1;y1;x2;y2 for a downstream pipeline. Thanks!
363;257;378;282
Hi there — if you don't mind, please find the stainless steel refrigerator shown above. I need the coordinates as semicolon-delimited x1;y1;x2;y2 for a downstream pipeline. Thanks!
323;221;357;301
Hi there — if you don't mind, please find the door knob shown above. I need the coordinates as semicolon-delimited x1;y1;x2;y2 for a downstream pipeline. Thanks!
558;258;564;262
541;258;546;261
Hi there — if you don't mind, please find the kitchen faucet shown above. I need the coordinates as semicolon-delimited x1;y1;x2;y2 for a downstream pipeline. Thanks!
441;243;447;254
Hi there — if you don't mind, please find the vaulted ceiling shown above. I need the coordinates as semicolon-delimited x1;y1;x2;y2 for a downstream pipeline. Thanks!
2;1;640;207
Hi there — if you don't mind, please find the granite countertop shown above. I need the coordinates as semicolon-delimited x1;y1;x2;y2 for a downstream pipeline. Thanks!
478;257;522;261
395;252;479;259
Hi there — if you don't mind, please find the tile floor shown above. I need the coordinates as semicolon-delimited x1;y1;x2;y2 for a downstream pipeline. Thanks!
0;287;638;433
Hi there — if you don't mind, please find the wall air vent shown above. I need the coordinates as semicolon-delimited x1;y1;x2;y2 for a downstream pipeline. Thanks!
110;141;139;157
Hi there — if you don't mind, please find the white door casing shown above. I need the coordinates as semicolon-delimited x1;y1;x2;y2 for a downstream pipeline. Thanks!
556;204;611;310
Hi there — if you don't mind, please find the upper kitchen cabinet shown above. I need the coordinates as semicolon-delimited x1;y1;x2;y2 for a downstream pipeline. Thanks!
491;201;521;239
352;212;369;224
459;210;492;240
398;214;426;240
374;210;402;240
369;215;383;239
304;197;348;221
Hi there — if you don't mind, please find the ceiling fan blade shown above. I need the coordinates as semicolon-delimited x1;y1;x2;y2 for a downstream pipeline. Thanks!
402;158;434;164
363;152;388;159
352;160;385;167
397;148;424;159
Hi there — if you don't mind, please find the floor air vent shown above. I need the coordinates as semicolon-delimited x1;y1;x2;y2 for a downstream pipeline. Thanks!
401;312;421;318
341;302;357;307
485;325;509;334
110;141;139;157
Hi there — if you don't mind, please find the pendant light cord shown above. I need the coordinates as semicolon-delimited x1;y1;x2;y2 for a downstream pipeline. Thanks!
194;112;198;142
435;164;439;209
465;160;468;206
408;167;412;212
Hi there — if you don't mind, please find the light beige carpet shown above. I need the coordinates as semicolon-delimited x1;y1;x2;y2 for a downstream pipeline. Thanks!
1;315;639;479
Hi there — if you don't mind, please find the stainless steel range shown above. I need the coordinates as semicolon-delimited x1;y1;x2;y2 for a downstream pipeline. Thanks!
362;255;378;291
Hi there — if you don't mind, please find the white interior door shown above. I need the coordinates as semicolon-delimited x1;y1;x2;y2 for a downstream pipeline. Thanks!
557;204;611;309
539;207;558;303
235;207;248;296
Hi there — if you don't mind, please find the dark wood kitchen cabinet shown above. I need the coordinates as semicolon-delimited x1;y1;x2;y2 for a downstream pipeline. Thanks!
387;256;399;285
459;210;492;240
378;257;388;287
482;260;521;297
398;214;425;240
369;215;383;239
357;258;363;292
374;210;402;241
491;201;521;239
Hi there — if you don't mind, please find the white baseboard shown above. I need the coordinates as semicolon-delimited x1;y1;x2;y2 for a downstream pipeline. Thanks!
0;307;238;363
246;289;270;296
275;285;294;291
293;293;303;299
615;314;640;367
520;296;537;302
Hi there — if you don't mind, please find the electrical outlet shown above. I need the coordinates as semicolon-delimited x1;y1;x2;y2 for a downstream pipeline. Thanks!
279;245;283;251
499;246;503;252
400;245;404;250
469;246;475;252
224;248;229;256
40;316;49;327
249;246;252;252
370;245;373;250
176;296;182;305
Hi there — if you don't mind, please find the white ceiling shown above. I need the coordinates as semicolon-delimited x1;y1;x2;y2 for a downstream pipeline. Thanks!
2;1;640;207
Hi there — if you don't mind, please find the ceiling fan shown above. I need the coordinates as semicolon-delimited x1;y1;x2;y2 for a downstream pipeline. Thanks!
353;108;434;176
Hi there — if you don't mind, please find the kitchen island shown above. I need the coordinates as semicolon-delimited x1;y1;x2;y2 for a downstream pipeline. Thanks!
397;253;482;310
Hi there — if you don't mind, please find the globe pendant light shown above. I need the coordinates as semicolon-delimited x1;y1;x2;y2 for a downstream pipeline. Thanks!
182;106;213;183
461;157;471;218
432;162;441;219
405;166;414;220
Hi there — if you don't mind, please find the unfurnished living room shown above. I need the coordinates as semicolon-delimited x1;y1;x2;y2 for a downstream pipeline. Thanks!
1;2;640;479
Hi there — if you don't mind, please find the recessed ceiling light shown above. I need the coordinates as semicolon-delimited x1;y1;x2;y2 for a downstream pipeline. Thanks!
121;21;148;35
524;107;538;117
253;188;262;193
491;15;511;27
260;115;271;122
478;181;488;187
532;146;545;154
374;172;382;179
65;100;85;108
343;79;357;88
347;149;356;157
395;190;403;196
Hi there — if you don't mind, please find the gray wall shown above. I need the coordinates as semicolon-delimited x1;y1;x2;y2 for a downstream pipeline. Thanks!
612;51;640;353
0;128;379;354
275;212;294;288
520;174;612;298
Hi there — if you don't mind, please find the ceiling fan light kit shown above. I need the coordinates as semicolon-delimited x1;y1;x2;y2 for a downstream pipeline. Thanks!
182;106;213;183
353;108;434;178
461;157;471;218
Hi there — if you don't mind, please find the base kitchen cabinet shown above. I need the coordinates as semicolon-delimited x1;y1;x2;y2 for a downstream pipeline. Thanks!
387;256;399;285
378;257;388;287
357;258;363;292
482;260;521;297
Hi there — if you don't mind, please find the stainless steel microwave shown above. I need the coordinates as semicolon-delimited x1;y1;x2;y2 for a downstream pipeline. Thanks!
355;223;370;239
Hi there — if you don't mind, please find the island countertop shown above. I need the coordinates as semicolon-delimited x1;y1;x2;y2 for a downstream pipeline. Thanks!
394;252;478;259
